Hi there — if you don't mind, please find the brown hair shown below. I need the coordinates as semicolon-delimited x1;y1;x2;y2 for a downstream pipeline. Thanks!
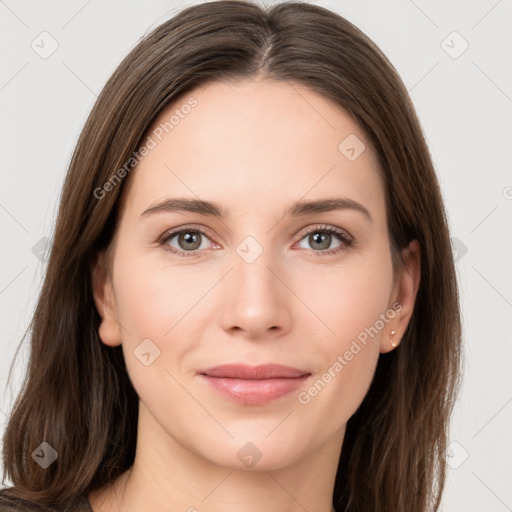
1;1;462;511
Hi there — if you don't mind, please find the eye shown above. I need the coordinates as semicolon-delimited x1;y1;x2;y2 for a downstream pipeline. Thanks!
294;224;353;256
158;224;353;258
158;226;217;258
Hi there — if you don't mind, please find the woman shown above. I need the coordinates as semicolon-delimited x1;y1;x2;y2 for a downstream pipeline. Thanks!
0;1;462;511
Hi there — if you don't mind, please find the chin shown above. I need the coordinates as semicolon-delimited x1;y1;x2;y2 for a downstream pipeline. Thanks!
186;425;313;472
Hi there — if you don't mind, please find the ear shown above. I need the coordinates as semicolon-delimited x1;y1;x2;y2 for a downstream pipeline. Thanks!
91;251;122;347
380;239;421;353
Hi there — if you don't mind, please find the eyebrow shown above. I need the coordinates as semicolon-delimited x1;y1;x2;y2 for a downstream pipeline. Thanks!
140;197;372;222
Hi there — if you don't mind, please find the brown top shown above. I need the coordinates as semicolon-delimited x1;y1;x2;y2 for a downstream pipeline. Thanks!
0;489;93;511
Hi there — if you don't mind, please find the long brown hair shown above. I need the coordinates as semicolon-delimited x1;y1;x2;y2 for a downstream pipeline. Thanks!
1;1;462;510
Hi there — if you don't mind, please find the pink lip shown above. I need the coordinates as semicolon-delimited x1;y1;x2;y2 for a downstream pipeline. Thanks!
197;364;311;405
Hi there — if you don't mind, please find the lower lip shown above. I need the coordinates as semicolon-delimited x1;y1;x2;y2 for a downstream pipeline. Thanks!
199;375;310;405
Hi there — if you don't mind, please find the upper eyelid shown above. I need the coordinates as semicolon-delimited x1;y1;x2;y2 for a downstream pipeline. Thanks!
296;224;352;241
159;224;215;244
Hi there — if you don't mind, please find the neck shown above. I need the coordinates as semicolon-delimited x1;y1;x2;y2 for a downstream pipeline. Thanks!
89;403;343;512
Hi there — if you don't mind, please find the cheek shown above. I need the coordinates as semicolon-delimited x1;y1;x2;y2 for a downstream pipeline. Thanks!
111;260;205;419
302;252;394;345
294;254;393;416
112;251;202;340
110;251;204;392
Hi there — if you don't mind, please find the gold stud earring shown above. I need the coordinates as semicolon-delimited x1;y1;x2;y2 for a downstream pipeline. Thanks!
390;330;397;348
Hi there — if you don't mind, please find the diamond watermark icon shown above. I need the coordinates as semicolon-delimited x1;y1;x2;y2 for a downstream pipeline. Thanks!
31;441;58;469
31;236;51;262
450;237;468;262
236;236;263;264
31;31;59;59
134;338;161;366
441;31;469;59
445;441;469;469
338;134;366;161
237;442;262;468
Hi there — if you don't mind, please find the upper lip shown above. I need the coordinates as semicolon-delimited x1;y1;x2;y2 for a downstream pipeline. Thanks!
198;364;310;380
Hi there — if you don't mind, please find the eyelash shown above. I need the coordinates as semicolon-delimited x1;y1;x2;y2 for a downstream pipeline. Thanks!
157;224;353;258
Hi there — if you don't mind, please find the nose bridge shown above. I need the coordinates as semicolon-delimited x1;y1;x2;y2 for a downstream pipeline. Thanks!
219;231;290;336
237;248;274;288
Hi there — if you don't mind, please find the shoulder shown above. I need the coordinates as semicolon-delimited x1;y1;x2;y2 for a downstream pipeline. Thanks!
0;488;92;512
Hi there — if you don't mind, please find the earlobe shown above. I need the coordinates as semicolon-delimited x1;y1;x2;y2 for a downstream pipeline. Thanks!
91;252;122;347
380;239;421;353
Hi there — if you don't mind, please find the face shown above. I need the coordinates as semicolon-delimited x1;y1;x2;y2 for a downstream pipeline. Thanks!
93;78;419;472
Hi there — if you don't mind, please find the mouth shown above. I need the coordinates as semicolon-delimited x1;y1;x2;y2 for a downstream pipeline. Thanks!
197;364;311;405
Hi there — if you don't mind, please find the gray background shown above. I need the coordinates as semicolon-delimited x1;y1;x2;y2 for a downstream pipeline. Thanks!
1;0;511;510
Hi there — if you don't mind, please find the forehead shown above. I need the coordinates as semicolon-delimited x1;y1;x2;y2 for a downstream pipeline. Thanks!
122;79;385;223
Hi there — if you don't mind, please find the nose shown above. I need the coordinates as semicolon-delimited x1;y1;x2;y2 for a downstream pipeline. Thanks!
219;245;292;340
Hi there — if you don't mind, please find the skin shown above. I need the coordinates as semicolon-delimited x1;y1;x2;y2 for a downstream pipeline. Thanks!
90;78;420;512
